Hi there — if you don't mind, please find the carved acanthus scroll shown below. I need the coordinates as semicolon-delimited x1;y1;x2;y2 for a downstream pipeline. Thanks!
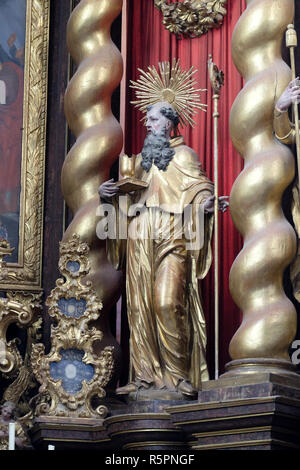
0;240;42;377
154;0;227;39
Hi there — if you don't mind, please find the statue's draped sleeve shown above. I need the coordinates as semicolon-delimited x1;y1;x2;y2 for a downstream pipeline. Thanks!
186;188;214;387
102;195;128;271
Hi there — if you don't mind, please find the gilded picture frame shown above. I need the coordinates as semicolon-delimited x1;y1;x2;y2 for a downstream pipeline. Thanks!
0;0;49;291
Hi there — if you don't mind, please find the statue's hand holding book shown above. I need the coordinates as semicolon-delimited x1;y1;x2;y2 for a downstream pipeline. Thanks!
116;154;148;193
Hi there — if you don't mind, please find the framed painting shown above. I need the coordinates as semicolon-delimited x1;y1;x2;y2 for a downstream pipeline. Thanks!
0;0;49;291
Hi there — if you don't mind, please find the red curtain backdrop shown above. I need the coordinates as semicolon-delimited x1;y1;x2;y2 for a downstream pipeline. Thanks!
122;0;246;377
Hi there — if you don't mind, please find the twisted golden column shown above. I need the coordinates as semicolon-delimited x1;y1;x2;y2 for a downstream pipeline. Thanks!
62;0;123;366
226;0;298;376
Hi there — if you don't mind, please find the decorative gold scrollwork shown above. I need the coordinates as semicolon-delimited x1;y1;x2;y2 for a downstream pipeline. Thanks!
31;234;114;419
0;240;42;376
154;0;227;39
0;292;41;376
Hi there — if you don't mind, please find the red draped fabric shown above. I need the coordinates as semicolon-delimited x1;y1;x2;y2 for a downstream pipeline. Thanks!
121;0;246;376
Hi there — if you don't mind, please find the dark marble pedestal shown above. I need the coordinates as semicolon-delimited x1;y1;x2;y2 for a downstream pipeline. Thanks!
29;399;190;451
30;372;300;450
30;415;113;450
104;399;189;451
167;372;300;450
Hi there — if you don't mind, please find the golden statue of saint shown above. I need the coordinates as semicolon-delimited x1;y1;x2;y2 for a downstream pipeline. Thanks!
98;61;228;398
274;78;300;302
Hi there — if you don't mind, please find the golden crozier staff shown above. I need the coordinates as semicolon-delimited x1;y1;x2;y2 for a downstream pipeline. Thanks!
208;55;224;380
286;24;300;185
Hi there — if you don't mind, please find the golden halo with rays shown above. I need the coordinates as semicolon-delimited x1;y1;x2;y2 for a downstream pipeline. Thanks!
130;59;207;128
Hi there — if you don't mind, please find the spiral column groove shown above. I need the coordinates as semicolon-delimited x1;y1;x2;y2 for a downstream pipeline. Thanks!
226;0;298;375
62;0;123;370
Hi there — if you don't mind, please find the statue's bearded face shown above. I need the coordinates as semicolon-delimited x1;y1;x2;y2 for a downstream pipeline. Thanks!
141;104;175;172
146;105;171;136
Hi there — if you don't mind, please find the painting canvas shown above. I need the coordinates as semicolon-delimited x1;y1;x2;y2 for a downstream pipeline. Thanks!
0;0;49;291
0;0;26;263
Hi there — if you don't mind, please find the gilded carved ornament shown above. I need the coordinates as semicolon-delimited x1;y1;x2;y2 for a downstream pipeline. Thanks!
0;240;42;378
208;54;224;94
130;58;207;127
0;239;43;441
31;234;114;419
1;318;43;445
154;0;227;39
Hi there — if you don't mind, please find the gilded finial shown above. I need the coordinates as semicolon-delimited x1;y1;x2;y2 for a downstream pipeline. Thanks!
286;24;297;48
